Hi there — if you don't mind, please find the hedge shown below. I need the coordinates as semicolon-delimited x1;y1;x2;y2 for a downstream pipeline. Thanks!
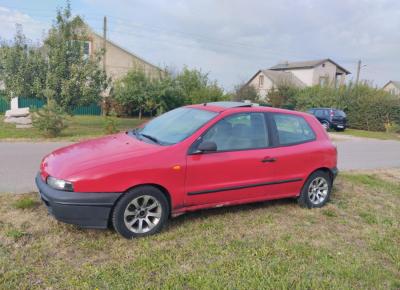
292;84;400;132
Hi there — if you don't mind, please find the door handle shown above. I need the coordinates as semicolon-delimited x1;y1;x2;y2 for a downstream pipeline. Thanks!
261;157;277;163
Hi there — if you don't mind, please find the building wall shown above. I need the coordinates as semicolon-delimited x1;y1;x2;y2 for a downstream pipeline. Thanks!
288;68;315;86
248;71;274;101
311;61;338;85
90;33;164;81
383;82;400;95
285;61;346;86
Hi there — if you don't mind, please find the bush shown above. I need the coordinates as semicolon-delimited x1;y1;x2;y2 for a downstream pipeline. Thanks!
33;100;68;137
295;84;400;132
111;67;228;118
385;122;400;134
231;82;260;103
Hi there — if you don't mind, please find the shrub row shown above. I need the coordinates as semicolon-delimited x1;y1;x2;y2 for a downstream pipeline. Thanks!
272;84;400;132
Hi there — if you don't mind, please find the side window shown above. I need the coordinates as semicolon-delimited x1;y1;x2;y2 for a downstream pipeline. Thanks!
315;110;324;118
273;114;315;145
202;112;269;151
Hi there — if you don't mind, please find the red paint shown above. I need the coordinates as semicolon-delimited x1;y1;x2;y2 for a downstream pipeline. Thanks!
40;105;337;216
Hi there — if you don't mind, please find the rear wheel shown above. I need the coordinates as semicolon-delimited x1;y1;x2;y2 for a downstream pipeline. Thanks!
112;186;169;239
298;170;332;208
321;121;330;131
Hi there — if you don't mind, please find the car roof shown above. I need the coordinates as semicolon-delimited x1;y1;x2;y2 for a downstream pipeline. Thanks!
186;102;311;117
310;107;342;111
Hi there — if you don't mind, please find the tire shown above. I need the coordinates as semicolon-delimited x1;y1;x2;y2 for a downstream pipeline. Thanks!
112;186;169;239
321;121;330;131
298;170;332;208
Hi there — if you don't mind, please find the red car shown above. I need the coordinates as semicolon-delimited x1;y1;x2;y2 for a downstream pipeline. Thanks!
36;102;338;238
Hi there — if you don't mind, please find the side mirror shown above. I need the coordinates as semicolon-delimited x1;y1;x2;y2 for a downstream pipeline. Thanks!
197;141;217;153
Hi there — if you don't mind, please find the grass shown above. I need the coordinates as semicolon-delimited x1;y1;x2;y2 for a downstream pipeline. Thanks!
0;172;399;288
0;115;145;141
332;128;400;141
12;196;39;209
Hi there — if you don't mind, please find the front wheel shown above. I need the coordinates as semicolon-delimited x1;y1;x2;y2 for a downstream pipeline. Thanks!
298;170;332;208
112;186;169;239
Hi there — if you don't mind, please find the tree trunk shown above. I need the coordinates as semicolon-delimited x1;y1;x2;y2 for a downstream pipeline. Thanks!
139;109;142;120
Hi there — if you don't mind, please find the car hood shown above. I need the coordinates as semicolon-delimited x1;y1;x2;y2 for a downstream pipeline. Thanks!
42;132;164;180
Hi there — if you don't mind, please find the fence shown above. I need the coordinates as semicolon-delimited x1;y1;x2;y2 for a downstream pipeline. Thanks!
0;96;101;116
0;96;9;112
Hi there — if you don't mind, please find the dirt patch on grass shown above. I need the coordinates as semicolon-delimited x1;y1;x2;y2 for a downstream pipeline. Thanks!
0;170;399;289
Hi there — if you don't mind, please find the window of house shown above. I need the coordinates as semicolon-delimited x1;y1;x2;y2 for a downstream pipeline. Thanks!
273;114;315;145
83;41;91;59
319;76;329;86
201;112;269;151
259;75;264;87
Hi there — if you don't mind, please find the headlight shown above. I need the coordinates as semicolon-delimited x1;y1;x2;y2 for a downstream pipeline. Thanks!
47;176;74;192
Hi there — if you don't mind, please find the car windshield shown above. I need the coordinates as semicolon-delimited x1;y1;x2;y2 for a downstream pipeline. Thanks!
136;107;218;145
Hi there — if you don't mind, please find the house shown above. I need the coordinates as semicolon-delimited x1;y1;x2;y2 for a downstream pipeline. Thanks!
269;59;350;87
247;58;351;100
246;69;305;100
87;32;165;81
75;18;165;82
382;81;400;96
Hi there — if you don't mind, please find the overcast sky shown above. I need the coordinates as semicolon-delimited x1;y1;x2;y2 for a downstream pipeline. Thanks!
0;0;399;90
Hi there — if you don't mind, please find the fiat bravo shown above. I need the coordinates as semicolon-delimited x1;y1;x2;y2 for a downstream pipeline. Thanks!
36;102;338;239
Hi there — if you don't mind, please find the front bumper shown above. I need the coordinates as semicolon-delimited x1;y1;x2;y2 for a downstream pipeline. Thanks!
35;173;123;229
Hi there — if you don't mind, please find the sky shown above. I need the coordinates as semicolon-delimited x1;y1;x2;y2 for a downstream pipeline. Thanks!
0;0;399;90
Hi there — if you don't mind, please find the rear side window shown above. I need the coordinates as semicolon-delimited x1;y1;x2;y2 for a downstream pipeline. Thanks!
273;114;315;145
334;110;346;117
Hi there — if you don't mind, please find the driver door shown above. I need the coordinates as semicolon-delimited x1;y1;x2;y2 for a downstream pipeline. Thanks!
185;112;276;207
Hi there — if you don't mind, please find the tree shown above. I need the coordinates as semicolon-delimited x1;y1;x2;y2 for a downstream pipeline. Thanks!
268;83;298;109
0;25;46;99
231;82;260;103
113;70;155;119
112;67;227;118
43;2;108;113
175;67;227;104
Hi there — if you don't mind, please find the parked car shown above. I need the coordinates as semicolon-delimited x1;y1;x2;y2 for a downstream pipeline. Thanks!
307;108;347;131
36;102;338;239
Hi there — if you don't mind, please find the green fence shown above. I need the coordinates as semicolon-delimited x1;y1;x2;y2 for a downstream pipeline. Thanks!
0;97;101;115
0;96;9;113
18;97;45;110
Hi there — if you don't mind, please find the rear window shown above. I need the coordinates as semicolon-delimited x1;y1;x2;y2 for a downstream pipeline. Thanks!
273;114;316;145
334;110;346;117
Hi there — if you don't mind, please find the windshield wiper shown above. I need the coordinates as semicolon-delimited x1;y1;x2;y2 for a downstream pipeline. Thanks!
140;133;160;144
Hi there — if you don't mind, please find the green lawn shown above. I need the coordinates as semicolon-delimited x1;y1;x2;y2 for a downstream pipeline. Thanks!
0;115;145;141
0;171;399;289
332;128;400;141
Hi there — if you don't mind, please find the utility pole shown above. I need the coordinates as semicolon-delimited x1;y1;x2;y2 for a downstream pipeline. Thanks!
102;16;107;115
103;16;107;72
355;59;361;84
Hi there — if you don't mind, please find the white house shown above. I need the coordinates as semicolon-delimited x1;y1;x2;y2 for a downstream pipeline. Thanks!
247;58;351;100
382;81;400;96
246;69;305;100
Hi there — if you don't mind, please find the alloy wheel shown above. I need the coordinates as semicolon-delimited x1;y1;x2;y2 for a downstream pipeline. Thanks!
123;195;162;233
322;121;330;130
307;177;329;205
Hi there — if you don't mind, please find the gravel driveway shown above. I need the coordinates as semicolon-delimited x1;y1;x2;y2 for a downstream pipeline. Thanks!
1;135;400;193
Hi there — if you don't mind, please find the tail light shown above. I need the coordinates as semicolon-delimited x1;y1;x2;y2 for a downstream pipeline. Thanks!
330;110;334;120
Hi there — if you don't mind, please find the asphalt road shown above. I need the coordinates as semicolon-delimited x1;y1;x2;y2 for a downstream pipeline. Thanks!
0;135;399;193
